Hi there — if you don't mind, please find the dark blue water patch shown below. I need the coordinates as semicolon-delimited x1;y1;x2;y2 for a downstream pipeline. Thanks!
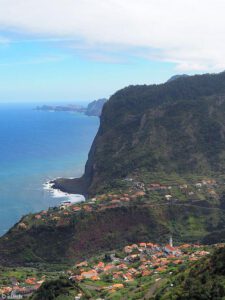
0;104;99;235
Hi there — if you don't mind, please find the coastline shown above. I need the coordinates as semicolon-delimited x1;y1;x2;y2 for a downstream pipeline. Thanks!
43;179;86;203
51;174;89;195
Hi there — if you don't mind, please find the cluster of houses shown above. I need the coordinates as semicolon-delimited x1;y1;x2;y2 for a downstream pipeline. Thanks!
69;239;210;286
15;176;221;234
0;238;216;299
17;177;219;230
0;277;45;298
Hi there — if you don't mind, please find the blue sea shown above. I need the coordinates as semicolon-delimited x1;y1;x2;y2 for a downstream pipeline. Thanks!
0;103;99;236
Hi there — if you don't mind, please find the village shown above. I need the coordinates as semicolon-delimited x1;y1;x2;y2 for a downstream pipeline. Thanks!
67;238;213;298
2;176;224;299
17;176;222;230
0;237;218;299
0;276;45;298
13;176;225;249
56;176;221;213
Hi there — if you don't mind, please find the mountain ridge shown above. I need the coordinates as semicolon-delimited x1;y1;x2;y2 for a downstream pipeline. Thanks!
167;74;189;82
53;71;225;196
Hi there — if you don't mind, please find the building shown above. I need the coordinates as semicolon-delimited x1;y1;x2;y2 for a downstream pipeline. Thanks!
164;236;181;256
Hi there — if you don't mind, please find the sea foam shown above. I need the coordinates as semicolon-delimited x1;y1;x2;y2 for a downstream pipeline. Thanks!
43;180;86;204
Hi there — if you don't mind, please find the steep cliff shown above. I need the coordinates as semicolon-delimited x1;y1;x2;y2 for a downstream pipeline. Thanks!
85;98;107;117
54;72;225;196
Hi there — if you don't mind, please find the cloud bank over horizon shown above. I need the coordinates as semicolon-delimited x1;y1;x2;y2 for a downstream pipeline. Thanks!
0;0;224;72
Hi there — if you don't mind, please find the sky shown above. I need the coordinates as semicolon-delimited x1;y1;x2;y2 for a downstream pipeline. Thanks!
0;0;224;103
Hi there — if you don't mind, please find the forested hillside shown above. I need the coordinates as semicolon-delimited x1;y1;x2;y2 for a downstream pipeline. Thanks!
54;72;225;195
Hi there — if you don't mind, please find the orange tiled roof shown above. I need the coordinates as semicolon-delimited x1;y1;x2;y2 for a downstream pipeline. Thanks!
142;270;152;276
165;244;180;252
103;264;115;272
179;244;191;249
96;261;105;268
81;270;98;279
117;264;128;270
173;260;183;264
76;261;88;268
139;242;147;247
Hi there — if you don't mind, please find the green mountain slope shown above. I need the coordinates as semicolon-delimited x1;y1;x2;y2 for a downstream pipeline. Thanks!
1;202;225;266
54;72;225;195
2;72;225;266
156;246;225;300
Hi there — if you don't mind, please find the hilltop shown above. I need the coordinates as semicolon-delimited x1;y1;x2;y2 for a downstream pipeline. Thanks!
167;74;189;82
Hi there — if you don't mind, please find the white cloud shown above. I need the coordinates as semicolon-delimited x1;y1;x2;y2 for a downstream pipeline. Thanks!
0;0;224;71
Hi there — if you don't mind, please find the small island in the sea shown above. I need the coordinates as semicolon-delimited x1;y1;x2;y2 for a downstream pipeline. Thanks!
36;98;107;117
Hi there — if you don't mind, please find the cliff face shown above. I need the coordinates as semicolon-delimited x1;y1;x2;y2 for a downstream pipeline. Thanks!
55;72;225;196
85;98;108;117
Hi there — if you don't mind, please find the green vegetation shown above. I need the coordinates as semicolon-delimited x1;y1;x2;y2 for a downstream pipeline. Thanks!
1;200;225;266
3;72;225;298
0;266;60;286
0;241;221;299
28;243;217;299
155;246;225;300
1;172;225;266
55;72;225;195
30;277;81;300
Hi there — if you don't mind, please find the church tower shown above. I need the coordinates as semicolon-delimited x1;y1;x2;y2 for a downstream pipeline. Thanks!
169;235;173;247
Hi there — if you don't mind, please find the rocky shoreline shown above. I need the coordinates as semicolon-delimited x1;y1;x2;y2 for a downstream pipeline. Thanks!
51;176;89;196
